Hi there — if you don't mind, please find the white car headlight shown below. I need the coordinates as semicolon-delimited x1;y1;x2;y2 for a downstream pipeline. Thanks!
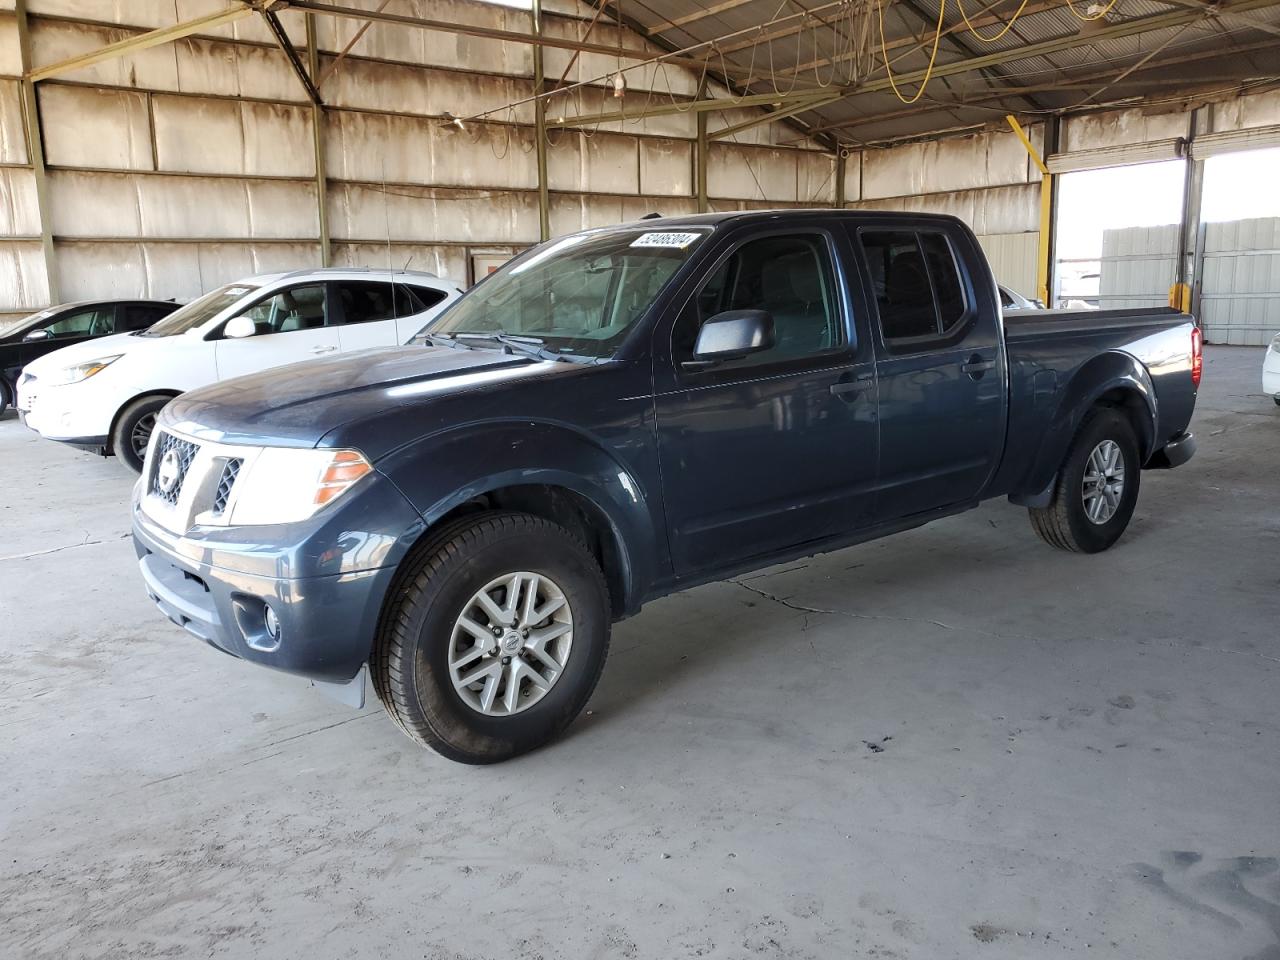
227;447;373;526
53;354;122;385
1270;332;1280;353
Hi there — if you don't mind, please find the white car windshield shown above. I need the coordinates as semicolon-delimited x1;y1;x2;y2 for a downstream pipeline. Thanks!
427;227;709;360
141;283;261;337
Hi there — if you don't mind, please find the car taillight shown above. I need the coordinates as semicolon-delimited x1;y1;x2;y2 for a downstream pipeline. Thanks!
1190;326;1203;389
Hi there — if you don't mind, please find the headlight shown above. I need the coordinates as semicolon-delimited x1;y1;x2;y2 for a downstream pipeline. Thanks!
53;355;122;385
1270;333;1280;352
227;447;373;525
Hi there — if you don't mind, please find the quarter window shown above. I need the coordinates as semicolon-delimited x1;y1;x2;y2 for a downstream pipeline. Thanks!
675;233;841;367
861;230;969;342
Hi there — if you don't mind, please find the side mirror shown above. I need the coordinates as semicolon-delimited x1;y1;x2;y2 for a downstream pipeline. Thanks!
23;328;52;342
223;315;257;340
686;309;774;368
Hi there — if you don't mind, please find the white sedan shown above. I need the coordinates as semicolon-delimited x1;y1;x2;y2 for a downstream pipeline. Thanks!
1264;332;1280;406
16;267;461;471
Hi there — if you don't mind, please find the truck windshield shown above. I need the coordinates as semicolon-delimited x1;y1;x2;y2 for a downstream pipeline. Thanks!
428;227;709;359
140;282;260;337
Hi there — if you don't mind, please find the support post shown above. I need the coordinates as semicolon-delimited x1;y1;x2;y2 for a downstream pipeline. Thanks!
834;150;846;208
305;13;330;266
532;0;550;242
15;0;58;304
696;80;708;213
1005;114;1056;306
1174;107;1208;315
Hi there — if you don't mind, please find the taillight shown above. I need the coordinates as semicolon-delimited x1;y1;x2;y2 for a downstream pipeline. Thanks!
1190;326;1203;389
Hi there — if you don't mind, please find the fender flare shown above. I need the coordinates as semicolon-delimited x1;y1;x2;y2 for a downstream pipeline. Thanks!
375;420;661;616
1010;351;1157;508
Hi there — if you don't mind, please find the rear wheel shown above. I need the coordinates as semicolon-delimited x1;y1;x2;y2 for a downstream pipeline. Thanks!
0;380;10;417
372;512;611;763
111;395;170;473
1029;408;1141;553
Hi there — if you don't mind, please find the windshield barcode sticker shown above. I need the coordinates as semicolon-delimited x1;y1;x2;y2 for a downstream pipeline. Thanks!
631;232;702;249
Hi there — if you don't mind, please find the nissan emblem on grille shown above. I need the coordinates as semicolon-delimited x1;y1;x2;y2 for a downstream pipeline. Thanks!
149;432;200;506
156;450;181;494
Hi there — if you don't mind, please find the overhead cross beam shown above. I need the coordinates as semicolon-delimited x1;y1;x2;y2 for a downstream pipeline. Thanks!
27;4;255;82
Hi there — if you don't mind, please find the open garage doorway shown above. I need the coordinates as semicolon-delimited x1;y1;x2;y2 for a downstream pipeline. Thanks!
1052;160;1187;309
1196;147;1280;345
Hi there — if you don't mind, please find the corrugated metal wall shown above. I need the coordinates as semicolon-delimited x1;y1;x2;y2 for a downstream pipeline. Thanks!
0;0;834;318
1199;217;1280;346
1096;223;1180;310
844;126;1044;299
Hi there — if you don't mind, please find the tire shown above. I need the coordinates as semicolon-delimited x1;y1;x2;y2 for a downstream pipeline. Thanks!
1029;408;1141;554
372;511;611;764
111;395;170;473
1273;396;1280;407
0;380;10;417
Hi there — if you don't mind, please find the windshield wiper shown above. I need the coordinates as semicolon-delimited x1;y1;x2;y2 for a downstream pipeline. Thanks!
416;332;471;349
452;332;594;364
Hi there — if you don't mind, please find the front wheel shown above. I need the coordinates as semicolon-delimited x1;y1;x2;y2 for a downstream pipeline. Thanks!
1029;408;1141;553
372;512;611;763
111;395;171;473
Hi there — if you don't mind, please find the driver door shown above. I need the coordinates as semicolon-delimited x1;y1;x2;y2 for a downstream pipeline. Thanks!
214;283;340;380
652;226;880;578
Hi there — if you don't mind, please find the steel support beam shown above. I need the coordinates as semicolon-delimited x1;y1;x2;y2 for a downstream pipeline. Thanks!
27;5;255;82
289;0;759;78
263;8;324;105
1177;107;1209;314
533;0;551;241
835;150;846;208
15;0;58;303
1038;118;1059;307
305;13;330;266
696;80;709;212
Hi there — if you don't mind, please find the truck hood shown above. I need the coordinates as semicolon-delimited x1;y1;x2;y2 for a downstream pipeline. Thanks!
162;344;568;449
21;332;140;376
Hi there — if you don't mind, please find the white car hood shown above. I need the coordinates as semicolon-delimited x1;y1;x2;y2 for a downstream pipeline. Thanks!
22;332;150;377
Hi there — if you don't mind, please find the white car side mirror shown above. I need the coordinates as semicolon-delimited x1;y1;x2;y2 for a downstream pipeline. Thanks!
224;315;257;339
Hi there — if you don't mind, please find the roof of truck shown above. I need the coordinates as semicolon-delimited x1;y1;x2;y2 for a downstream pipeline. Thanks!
609;209;966;230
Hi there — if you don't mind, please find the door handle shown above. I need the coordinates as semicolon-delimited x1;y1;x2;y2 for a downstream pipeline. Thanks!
961;355;996;379
830;374;874;398
311;345;337;355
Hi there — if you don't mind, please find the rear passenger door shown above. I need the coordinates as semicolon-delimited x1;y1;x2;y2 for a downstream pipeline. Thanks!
856;223;1005;519
332;280;400;351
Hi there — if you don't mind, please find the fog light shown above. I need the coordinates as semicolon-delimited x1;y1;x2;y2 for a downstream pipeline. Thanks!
264;604;281;642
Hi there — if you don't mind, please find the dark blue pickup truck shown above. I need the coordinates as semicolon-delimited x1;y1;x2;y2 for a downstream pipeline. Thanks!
132;211;1200;763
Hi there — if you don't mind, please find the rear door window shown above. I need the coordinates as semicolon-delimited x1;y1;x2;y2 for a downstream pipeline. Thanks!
335;281;397;325
860;229;970;345
120;304;171;331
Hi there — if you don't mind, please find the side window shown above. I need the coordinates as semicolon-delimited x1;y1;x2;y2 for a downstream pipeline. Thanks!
861;229;969;343
120;305;168;332
398;284;447;315
336;281;396;325
235;284;327;335
45;307;114;338
674;233;841;367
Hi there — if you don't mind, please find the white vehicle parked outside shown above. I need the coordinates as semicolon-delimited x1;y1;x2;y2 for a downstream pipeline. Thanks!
1264;332;1280;406
16;268;462;471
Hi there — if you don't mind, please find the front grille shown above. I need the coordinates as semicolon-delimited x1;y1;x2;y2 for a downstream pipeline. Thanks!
149;431;200;506
211;458;242;515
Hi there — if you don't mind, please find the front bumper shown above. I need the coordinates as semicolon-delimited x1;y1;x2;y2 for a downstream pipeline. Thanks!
17;378;113;452
132;473;424;684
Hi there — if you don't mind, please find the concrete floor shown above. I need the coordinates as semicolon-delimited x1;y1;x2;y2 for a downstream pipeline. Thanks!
1;345;1277;960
